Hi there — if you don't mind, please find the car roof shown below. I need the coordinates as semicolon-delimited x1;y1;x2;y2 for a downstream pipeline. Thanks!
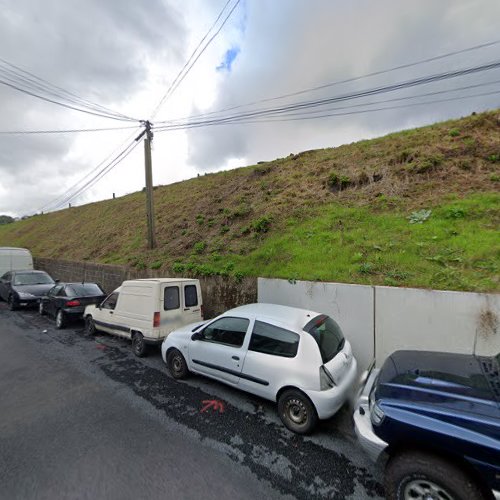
12;269;47;274
227;303;321;331
124;278;198;284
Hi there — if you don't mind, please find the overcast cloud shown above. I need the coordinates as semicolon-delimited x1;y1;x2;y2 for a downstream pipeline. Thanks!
0;0;499;217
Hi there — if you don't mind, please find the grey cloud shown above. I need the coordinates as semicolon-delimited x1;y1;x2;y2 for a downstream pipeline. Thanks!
0;0;187;216
186;0;500;169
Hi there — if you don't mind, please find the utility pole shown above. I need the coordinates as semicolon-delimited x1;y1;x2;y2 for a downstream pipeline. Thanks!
143;120;156;249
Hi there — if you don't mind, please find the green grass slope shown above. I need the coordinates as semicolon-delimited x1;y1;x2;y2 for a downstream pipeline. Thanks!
1;110;499;291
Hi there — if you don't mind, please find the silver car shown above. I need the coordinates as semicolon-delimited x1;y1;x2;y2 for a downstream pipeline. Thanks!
161;303;358;434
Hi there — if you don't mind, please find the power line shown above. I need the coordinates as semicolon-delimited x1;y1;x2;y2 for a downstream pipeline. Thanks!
0;125;139;135
150;0;241;120
39;128;141;212
155;38;500;125
0;59;135;121
153;60;500;130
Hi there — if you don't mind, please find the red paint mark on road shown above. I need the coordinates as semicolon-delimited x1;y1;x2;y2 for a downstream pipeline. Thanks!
95;344;106;350
200;399;225;414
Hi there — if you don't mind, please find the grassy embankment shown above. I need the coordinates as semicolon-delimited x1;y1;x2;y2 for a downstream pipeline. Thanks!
1;110;498;292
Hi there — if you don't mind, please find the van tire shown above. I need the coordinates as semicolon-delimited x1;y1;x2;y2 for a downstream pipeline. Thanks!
85;316;96;336
278;389;318;435
167;349;189;379
132;332;148;357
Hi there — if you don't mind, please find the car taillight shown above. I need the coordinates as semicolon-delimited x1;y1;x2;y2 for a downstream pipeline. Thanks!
200;304;204;320
65;300;81;307
153;311;160;327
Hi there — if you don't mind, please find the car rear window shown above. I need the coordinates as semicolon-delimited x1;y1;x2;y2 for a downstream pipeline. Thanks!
249;321;299;358
66;283;104;297
303;315;345;363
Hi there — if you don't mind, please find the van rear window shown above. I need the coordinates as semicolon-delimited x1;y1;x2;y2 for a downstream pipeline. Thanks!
164;286;180;310
184;285;198;307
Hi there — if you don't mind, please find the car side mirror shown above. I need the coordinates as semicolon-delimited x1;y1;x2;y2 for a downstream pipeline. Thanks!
55;279;60;283
191;331;203;341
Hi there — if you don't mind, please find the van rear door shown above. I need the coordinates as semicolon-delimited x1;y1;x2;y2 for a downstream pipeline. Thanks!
182;282;202;321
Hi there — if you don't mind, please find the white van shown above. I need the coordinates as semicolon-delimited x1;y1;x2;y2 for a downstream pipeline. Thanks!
83;278;203;357
0;247;33;277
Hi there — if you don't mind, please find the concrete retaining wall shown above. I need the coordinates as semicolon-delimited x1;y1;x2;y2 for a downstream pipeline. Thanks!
34;258;257;319
258;278;499;370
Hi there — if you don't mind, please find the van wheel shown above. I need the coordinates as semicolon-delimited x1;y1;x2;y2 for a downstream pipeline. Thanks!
385;451;484;500
55;310;66;329
85;316;96;336
8;295;18;311
132;332;148;357
278;389;318;434
167;349;189;379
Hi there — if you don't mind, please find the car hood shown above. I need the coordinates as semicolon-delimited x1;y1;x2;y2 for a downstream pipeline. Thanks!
13;283;55;297
377;350;500;418
166;320;208;341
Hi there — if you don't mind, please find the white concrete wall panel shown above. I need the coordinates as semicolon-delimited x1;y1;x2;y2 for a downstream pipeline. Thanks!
374;286;500;365
258;278;374;372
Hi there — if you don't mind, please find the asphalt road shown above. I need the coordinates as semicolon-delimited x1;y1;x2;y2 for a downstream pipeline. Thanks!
0;303;384;500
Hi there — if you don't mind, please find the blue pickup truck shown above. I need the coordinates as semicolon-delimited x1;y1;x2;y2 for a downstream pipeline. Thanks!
354;350;500;500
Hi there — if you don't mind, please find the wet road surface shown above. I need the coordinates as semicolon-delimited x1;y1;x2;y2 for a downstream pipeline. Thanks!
0;303;384;499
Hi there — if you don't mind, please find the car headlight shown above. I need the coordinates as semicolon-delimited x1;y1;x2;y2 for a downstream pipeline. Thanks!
371;401;385;425
17;292;35;299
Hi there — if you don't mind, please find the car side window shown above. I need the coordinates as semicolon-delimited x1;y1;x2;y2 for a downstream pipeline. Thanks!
202;317;249;348
164;286;180;311
249;321;300;358
49;285;63;297
57;287;67;297
1;272;11;281
102;292;119;310
184;285;198;307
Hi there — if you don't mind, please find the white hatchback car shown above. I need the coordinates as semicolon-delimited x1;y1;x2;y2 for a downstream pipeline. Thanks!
161;303;358;434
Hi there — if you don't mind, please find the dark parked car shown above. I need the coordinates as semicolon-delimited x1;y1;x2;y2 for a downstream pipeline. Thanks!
40;282;106;329
0;269;56;310
354;350;500;500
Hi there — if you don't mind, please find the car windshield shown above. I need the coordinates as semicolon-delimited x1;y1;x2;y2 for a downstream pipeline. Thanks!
13;273;54;286
66;283;104;297
303;315;345;363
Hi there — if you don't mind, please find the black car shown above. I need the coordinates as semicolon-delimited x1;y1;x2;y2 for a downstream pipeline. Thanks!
39;282;107;329
0;269;56;310
354;350;500;500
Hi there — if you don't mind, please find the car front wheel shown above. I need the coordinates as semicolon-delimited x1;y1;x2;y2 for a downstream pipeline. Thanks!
277;389;318;434
167;349;189;379
8;295;18;311
39;301;46;315
132;332;147;357
385;451;484;500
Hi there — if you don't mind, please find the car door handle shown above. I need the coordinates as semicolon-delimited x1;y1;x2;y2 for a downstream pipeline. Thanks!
232;356;240;361
109;311;113;314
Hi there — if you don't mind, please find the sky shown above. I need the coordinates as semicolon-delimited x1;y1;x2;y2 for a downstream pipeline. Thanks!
0;0;499;217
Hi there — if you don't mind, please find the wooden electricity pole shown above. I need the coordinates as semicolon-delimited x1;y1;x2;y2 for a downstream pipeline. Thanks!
143;121;156;249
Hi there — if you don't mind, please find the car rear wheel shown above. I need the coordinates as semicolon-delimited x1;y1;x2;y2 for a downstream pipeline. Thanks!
8;295;18;311
167;349;189;379
85;316;96;336
39;301;46;315
132;332;147;357
55;310;66;329
277;389;318;434
385;451;484;500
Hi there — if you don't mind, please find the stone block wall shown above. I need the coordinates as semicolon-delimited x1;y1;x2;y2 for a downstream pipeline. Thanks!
34;257;257;319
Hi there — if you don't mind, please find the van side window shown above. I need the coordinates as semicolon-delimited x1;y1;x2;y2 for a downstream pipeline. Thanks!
184;285;198;307
102;292;119;310
249;321;300;358
202;317;249;347
164;287;180;310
